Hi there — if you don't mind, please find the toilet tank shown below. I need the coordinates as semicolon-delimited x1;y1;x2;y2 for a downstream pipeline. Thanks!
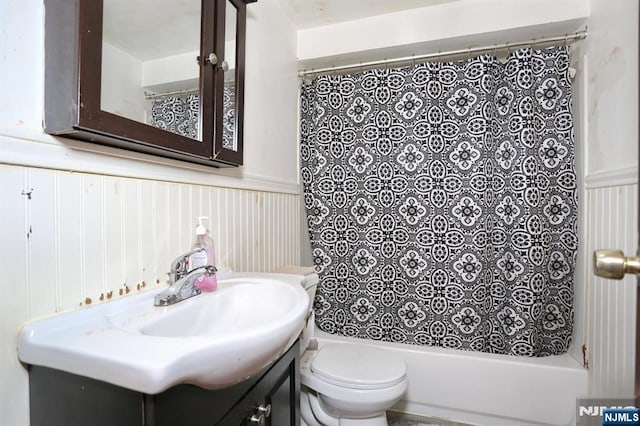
299;272;319;352
272;267;318;306
271;266;319;353
302;273;319;307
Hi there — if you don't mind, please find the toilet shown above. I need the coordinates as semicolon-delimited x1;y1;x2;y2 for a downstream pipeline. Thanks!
295;272;408;426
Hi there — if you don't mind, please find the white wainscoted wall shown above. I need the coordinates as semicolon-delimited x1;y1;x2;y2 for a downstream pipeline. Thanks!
1;164;301;316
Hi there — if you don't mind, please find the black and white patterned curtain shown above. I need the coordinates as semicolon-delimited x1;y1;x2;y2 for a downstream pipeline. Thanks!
151;93;200;139
150;84;236;147
300;46;577;357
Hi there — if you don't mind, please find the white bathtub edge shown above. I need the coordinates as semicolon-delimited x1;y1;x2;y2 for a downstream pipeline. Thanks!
312;330;588;426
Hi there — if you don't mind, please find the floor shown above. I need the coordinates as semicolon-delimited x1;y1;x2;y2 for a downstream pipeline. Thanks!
387;411;476;426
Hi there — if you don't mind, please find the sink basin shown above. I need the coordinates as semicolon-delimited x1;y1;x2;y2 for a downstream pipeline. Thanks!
18;272;310;394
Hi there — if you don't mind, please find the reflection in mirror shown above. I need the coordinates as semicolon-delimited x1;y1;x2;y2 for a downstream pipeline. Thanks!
222;1;238;151
100;0;202;141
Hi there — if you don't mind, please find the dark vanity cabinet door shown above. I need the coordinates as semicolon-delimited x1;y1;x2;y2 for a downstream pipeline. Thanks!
218;341;300;425
28;341;300;426
43;0;254;167
147;340;299;426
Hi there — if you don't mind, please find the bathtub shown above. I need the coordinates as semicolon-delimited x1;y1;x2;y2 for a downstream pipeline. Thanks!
312;329;588;426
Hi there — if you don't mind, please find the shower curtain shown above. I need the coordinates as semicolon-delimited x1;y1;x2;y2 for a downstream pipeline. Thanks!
300;46;577;357
150;83;236;148
150;93;200;139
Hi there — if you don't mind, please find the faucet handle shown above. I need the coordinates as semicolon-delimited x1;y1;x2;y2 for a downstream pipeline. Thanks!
201;265;217;275
174;265;216;299
169;248;204;282
154;265;218;306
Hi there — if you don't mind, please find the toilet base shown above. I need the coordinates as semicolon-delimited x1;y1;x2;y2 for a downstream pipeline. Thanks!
301;388;389;426
336;414;387;425
301;419;386;426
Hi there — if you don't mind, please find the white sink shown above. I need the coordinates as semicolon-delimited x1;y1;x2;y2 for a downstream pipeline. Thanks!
18;273;309;394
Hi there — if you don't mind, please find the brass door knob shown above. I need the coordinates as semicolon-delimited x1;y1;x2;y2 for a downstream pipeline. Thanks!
593;249;640;279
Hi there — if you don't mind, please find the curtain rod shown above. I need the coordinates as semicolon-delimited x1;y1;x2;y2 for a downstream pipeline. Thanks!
299;29;587;77
144;88;198;100
144;80;236;100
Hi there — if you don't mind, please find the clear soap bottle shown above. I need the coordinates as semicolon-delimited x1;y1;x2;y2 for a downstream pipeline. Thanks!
190;216;217;291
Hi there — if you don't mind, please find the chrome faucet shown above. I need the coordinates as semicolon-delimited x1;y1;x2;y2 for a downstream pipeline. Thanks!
168;248;202;284
154;249;217;306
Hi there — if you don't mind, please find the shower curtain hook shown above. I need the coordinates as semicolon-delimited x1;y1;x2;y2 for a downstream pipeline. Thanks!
564;34;569;46
467;46;472;60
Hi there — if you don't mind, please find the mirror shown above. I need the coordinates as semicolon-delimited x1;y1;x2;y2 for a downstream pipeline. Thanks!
43;0;253;167
101;0;203;141
222;0;238;151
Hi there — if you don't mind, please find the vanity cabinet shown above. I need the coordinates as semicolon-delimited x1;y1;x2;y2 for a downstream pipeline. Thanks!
28;341;300;426
43;0;255;167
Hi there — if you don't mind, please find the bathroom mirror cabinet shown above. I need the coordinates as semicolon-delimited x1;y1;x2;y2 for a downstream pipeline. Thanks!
43;0;256;167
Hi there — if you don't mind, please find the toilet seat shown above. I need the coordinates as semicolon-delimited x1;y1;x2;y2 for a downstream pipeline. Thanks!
309;344;406;390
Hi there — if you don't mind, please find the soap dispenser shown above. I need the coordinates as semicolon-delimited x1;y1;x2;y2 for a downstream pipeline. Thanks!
190;216;217;291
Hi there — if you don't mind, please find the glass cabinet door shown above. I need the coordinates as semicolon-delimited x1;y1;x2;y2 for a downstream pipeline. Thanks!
44;0;254;166
101;0;204;142
211;0;248;165
75;0;212;159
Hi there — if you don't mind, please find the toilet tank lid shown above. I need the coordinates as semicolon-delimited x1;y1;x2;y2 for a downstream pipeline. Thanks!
311;343;406;389
272;266;318;289
302;272;319;289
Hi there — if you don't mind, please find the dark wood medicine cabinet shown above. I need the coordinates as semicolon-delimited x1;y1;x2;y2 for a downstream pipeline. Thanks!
43;0;256;167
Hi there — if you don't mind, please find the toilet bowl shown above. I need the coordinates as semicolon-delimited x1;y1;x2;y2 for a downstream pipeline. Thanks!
271;268;408;426
300;343;408;426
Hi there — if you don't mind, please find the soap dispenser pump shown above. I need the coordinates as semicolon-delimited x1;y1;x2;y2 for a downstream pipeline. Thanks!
190;216;217;291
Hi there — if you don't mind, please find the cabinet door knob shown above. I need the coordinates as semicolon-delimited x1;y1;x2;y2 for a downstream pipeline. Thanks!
248;414;265;425
593;249;640;279
220;60;229;72
206;53;218;65
257;403;271;418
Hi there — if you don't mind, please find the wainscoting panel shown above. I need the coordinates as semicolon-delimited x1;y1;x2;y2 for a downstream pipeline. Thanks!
585;183;638;397
1;164;301;319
